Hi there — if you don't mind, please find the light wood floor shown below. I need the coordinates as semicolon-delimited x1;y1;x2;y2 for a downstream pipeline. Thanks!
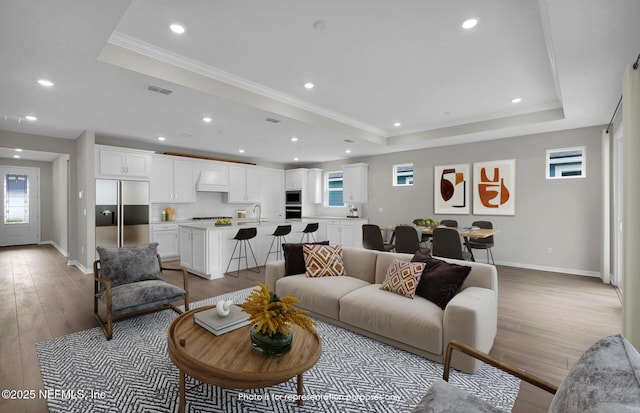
0;245;621;413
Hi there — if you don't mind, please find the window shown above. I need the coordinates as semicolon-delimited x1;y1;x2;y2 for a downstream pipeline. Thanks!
393;163;414;186
4;174;29;224
326;171;344;207
546;146;586;179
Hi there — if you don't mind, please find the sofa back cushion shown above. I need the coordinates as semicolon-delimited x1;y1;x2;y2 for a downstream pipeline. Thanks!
549;334;640;413
96;243;163;287
374;251;415;284
341;246;379;284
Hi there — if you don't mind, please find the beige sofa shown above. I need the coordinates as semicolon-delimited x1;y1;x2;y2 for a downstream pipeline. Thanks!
265;246;498;373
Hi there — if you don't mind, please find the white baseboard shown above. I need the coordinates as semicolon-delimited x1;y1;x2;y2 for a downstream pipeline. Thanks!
39;240;69;257
67;260;92;274
494;259;601;278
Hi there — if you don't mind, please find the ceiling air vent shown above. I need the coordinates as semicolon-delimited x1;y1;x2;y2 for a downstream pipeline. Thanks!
344;139;355;143
147;84;173;95
265;117;281;123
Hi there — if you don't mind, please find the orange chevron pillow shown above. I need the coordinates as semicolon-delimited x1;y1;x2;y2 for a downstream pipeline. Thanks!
303;244;345;277
380;259;425;299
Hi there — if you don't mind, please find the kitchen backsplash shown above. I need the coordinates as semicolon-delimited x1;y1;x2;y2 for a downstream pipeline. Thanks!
150;191;262;222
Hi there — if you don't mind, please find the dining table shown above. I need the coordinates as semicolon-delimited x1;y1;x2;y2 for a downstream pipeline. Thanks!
381;225;500;262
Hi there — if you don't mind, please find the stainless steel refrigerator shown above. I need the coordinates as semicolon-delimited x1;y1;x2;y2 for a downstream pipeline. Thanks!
95;179;150;252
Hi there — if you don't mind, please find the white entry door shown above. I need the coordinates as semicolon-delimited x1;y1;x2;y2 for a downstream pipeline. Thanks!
0;166;40;246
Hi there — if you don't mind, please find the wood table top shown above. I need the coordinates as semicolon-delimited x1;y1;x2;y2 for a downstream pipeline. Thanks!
167;305;322;389
382;225;499;239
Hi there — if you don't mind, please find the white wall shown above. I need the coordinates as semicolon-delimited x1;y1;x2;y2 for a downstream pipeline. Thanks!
309;125;603;276
52;154;69;254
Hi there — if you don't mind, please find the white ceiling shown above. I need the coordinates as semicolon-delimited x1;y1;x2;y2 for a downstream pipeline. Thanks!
1;0;639;165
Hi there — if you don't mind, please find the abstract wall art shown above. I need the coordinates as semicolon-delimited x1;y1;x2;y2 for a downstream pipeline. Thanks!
434;164;470;214
473;159;516;215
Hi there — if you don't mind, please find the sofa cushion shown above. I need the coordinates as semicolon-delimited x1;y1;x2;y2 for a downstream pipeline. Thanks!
549;334;640;413
342;246;379;284
276;274;370;319
96;243;163;287
412;252;471;309
411;379;504;413
340;284;444;354
303;244;345;277
380;259;425;298
282;241;330;276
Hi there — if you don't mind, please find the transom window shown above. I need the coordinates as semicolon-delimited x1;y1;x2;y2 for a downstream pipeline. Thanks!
4;174;29;224
326;171;344;207
546;146;586;179
393;163;414;186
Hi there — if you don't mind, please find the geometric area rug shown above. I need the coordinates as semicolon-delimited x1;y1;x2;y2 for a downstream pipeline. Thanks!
36;288;519;413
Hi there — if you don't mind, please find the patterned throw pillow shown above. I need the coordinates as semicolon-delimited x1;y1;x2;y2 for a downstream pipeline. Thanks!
380;259;425;299
303;244;345;277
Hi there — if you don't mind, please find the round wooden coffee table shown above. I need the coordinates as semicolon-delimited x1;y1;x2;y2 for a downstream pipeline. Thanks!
167;305;322;413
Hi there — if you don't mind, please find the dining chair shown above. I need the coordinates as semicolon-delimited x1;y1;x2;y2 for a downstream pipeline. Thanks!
440;219;458;228
466;221;495;264
362;224;395;252
412;218;432;248
432;227;471;260
394;225;430;255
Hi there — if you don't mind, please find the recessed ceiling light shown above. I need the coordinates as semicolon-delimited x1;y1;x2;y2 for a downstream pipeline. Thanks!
294;157;299;161
170;24;185;34
24;115;37;121
345;149;351;154
511;97;522;104
13;155;20;159
393;122;401;127
157;136;166;141
462;18;478;29
304;82;314;89
291;137;298;142
37;79;54;87
15;148;23;152
239;149;245;153
202;116;213;123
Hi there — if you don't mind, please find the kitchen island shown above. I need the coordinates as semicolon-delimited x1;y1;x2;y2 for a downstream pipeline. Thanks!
178;217;368;279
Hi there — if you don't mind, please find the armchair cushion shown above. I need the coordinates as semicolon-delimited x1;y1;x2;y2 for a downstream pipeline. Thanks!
99;280;186;315
412;379;503;413
96;243;163;287
548;334;640;413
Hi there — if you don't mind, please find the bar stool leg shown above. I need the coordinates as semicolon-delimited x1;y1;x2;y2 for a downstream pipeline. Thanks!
246;240;260;273
226;240;240;277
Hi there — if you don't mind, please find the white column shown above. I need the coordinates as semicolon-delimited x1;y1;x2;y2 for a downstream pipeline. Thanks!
622;63;640;348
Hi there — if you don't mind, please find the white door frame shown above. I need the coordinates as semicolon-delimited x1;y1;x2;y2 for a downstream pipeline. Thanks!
0;165;40;246
612;128;624;289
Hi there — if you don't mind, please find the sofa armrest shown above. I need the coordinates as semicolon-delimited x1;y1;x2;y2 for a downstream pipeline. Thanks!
443;287;497;373
265;260;286;293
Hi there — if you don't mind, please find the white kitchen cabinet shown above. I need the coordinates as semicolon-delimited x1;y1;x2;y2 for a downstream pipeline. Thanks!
260;168;285;220
95;145;152;179
323;218;367;248
179;226;207;275
150;155;196;203
342;163;368;204
308;168;323;204
227;165;261;203
285;169;307;190
152;223;179;260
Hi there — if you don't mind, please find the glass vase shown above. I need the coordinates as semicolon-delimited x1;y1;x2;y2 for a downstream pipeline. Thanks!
250;325;293;356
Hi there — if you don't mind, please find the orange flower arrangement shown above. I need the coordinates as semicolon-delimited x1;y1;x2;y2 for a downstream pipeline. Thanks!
240;282;317;337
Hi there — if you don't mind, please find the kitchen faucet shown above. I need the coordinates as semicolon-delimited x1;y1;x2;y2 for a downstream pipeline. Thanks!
253;204;262;224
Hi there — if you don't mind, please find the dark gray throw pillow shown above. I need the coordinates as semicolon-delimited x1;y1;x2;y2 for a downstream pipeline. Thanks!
282;241;330;276
96;242;163;287
411;251;471;309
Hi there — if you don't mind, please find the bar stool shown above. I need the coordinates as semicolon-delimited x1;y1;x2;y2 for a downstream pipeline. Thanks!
226;227;259;277
299;223;319;243
263;224;291;266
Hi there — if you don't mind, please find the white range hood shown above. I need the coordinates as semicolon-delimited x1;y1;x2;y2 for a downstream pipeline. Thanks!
196;168;229;192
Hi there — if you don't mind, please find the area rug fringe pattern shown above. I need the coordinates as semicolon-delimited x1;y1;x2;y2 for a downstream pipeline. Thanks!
37;287;519;412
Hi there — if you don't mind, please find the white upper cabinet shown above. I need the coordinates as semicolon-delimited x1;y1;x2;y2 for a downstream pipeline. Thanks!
308;168;323;204
285;169;307;190
95;145;152;179
150;154;196;203
342;163;368;204
227;165;261;203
